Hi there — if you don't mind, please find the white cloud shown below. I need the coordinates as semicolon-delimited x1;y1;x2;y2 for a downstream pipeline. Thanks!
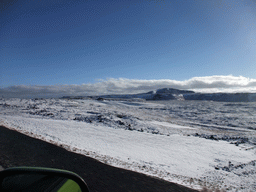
1;75;256;98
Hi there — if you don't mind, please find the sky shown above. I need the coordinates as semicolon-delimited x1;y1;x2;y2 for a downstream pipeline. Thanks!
1;0;256;97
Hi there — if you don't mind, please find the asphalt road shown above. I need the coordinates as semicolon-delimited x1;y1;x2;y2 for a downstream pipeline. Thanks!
0;126;198;192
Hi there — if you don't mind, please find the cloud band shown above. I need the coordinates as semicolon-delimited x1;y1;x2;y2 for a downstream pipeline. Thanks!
1;75;256;98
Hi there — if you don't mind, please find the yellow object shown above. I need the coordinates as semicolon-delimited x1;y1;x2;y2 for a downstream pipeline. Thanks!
57;179;82;192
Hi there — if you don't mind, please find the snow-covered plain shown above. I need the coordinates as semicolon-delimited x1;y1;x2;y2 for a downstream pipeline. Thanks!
0;98;256;191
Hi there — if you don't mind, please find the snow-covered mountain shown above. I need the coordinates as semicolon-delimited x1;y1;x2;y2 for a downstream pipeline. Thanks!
62;88;256;102
184;92;256;102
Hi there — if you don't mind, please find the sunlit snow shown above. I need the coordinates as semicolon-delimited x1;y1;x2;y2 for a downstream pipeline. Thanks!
0;98;255;191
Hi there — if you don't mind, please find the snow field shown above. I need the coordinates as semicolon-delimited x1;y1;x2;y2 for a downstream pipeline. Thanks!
1;98;256;191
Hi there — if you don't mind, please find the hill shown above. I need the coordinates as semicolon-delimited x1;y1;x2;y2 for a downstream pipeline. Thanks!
62;88;256;102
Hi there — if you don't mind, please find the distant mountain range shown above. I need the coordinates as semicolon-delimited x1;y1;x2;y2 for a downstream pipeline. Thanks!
62;88;256;102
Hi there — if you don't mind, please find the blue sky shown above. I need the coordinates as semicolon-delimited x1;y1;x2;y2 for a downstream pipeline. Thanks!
1;0;256;96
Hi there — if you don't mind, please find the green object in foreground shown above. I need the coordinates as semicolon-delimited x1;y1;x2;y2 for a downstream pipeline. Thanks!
0;167;89;192
58;179;82;192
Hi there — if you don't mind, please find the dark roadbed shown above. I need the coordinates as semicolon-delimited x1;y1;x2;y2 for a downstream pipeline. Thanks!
0;126;198;192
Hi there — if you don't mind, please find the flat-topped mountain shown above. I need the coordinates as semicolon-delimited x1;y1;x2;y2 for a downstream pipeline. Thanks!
155;88;194;94
62;88;256;102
